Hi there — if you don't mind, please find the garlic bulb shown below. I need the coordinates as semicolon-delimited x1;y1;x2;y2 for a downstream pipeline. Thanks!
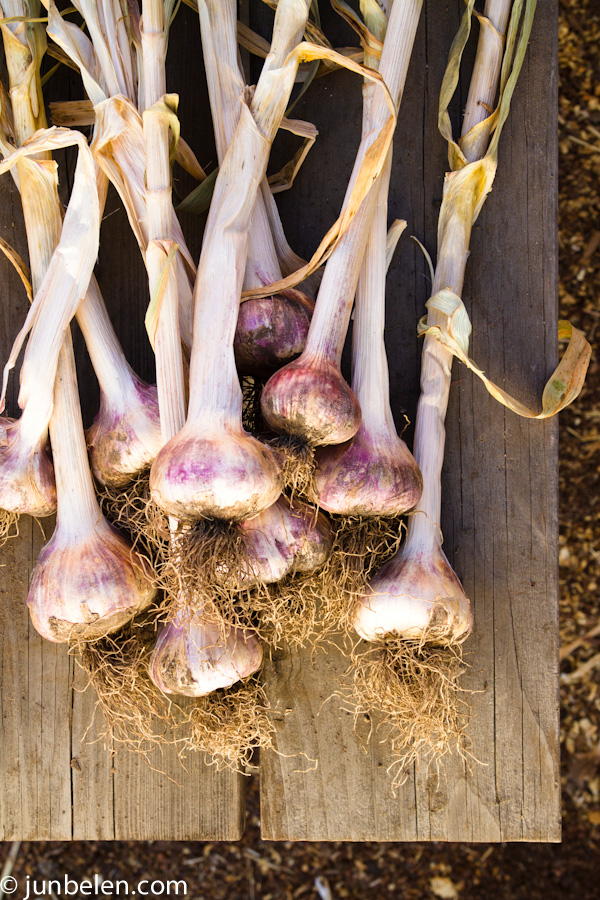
353;542;473;642
27;339;156;643
149;610;263;697
260;354;362;446
0;415;56;517
81;278;163;486
200;0;312;379
150;423;282;522
314;426;422;516
86;374;162;487
150;0;311;520
234;290;313;377
239;496;333;585
28;517;156;643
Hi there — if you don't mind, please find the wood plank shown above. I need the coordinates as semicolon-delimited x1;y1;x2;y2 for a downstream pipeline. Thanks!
259;0;560;841
0;2;245;840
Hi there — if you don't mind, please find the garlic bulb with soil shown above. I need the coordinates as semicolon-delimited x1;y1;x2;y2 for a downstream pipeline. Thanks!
28;339;156;644
238;496;333;585
149;610;263;697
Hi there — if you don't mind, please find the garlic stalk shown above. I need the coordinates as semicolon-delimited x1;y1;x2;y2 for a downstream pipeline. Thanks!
28;336;157;643
353;0;516;643
149;609;263;697
150;0;314;522
0;3;162;489
141;0;186;446
260;0;423;446
198;0;313;377
314;0;422;514
0;128;101;510
45;0;196;351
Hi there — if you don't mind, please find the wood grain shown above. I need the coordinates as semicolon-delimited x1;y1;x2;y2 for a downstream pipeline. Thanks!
258;0;560;842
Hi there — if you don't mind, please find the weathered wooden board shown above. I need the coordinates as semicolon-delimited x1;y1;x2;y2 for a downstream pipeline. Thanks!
258;0;561;841
0;4;245;841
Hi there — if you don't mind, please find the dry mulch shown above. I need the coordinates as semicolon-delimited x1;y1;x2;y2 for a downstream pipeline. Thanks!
1;0;600;896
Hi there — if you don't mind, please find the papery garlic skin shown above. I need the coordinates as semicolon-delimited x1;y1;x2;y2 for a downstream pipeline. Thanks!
0;416;56;517
234;291;313;377
314;426;422;516
28;518;156;643
150;425;283;522
260;355;362;446
353;544;473;642
149;612;263;697
239;497;332;585
86;376;162;486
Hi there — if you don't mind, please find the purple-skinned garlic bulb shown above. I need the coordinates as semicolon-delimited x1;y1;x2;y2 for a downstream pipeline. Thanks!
314;158;422;515
260;351;362;446
149;609;263;697
151;420;282;522
238;496;333;585
0;414;56;517
82;277;162;486
27;338;156;643
151;0;313;521
234;289;313;378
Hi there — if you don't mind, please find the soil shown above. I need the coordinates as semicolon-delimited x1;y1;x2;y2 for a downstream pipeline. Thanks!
1;0;600;896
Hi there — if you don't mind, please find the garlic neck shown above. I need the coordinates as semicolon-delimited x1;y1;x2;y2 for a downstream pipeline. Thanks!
77;276;140;413
198;0;282;292
408;182;476;552
351;152;395;437
51;337;101;536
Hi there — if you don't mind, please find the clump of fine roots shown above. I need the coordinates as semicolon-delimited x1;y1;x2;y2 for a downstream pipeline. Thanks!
98;469;329;647
71;610;168;754
167;518;327;649
96;471;402;649
71;608;273;770
315;514;405;638
347;629;473;787
98;468;169;568
184;678;274;770
0;508;19;548
275;435;317;501
241;375;266;434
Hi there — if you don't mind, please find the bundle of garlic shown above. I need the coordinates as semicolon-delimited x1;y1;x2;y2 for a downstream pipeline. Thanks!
0;7;157;642
0;1;162;498
350;0;590;780
0;0;588;785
